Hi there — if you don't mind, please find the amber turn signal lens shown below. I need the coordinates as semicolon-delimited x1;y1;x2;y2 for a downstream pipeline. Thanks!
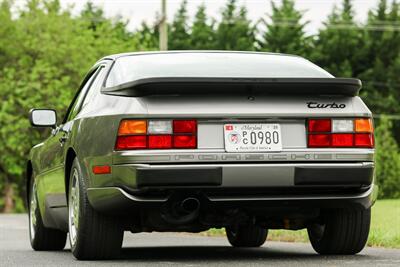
355;118;373;133
118;120;147;135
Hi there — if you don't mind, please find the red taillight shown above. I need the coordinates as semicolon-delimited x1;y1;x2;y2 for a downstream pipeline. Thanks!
173;135;197;148
332;133;353;147
115;119;197;150
173;120;197;133
355;133;374;147
307;118;374;148
308;134;331;147
148;135;172;149
115;135;147;150
308;119;331;132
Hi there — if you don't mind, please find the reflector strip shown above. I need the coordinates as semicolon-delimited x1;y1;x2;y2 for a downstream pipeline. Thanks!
92;165;111;175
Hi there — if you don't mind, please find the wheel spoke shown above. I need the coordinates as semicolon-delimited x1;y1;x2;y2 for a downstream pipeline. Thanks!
69;169;80;246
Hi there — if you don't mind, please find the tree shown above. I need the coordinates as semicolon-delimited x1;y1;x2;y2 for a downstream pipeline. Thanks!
216;0;256;50
135;22;159;51
260;0;310;56
0;0;138;212
312;0;365;77
358;0;400;115
190;4;217;49
169;0;190;50
374;116;400;198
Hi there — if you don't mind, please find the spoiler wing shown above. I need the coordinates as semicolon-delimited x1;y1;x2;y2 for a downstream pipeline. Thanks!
101;77;362;97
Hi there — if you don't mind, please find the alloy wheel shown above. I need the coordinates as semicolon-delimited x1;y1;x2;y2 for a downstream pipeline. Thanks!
29;182;38;240
68;169;80;247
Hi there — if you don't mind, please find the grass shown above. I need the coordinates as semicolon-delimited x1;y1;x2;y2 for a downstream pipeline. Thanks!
201;199;400;248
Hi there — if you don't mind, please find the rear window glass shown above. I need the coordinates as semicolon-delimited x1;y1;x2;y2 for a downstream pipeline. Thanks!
105;52;333;88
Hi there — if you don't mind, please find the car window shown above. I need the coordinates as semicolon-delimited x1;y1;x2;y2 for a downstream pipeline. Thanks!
80;66;106;111
65;67;100;122
105;52;333;88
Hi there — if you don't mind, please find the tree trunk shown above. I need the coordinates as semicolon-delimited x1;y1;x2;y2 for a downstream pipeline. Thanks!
3;183;15;213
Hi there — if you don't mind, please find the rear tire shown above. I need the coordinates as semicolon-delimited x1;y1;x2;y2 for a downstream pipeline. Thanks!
307;208;371;255
226;225;268;247
29;176;67;251
68;158;123;260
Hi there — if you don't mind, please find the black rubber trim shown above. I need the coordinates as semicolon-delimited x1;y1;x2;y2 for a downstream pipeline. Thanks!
294;166;374;186
136;167;222;187
101;77;362;97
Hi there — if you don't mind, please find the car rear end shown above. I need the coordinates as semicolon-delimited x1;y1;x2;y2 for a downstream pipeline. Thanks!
86;52;376;255
87;94;375;220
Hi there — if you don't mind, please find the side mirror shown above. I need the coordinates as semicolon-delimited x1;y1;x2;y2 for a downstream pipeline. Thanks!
29;109;57;128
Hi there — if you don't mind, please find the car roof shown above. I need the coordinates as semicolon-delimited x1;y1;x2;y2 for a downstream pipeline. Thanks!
99;50;303;62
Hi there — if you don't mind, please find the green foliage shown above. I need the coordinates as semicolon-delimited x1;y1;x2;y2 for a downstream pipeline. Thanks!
359;0;400;115
169;0;190;50
135;22;159;51
216;0;256;50
260;0;310;56
191;4;217;49
0;0;138;211
374;117;400;199
312;0;365;77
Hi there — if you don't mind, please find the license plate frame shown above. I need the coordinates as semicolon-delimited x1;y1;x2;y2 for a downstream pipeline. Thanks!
223;123;282;152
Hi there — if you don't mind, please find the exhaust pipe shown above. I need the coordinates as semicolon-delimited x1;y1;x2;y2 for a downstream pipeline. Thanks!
180;197;200;214
161;197;201;225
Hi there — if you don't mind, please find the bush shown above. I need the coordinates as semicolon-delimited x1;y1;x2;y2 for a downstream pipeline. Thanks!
374;116;400;199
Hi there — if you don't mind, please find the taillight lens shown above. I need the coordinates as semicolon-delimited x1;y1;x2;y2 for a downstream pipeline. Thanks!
355;118;373;132
115;119;197;150
332;133;353;147
308;119;331;132
173;120;197;133
355;133;374;147
116;135;147;150
307;118;374;148
308;134;331;147
148;135;172;149
118;120;147;135
173;135;197;148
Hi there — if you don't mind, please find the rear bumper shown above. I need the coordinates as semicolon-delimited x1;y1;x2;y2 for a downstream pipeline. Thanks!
133;163;374;187
87;184;377;213
109;162;374;188
87;162;376;213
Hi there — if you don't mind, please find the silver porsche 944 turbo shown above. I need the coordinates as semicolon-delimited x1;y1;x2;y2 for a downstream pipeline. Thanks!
27;51;375;260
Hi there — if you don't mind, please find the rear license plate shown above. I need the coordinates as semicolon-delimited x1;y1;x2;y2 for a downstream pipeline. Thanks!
224;123;282;152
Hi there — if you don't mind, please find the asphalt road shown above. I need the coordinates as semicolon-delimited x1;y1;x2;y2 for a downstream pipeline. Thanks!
1;214;399;267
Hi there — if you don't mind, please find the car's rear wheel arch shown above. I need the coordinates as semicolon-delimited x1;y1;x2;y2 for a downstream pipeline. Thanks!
65;148;77;199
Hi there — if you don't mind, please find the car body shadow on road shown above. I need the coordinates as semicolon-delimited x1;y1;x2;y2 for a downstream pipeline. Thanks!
118;245;372;263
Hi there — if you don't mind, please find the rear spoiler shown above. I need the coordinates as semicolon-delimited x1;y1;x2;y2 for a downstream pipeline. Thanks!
101;77;362;97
